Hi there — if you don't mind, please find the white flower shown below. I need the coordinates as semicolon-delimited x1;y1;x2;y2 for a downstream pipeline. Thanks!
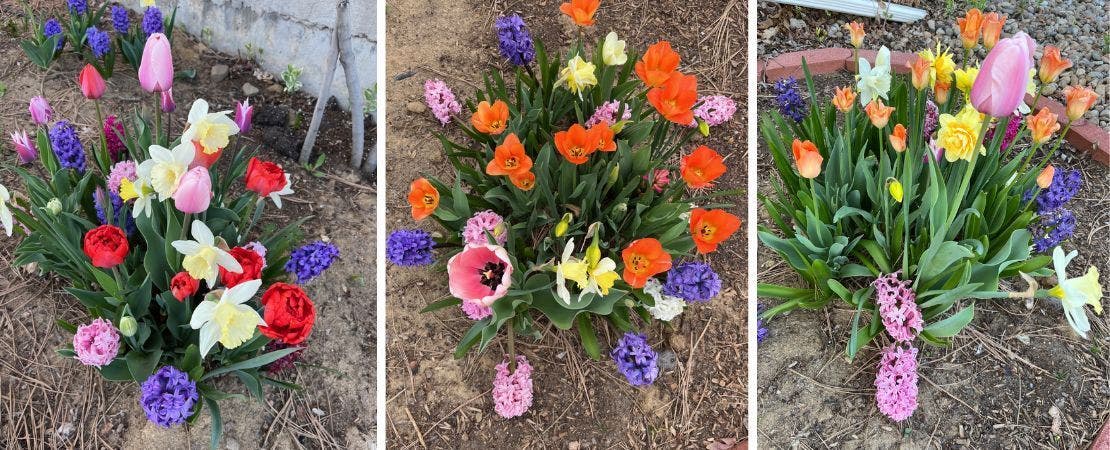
601;32;628;66
137;141;195;200
190;279;265;358
171;220;243;288
555;238;588;305
0;184;13;237
267;174;294;208
118;176;157;218
643;278;685;321
1049;247;1103;339
856;46;892;106
181;99;240;156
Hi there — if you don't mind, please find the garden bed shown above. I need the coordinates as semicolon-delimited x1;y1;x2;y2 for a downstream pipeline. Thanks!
384;0;747;447
0;3;375;448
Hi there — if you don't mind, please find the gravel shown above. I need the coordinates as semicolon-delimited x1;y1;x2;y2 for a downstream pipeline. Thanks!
757;0;1110;129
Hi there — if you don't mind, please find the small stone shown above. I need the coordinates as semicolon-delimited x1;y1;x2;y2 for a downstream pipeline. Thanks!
242;83;260;96
406;101;426;113
226;437;240;450
211;64;229;82
266;83;284;95
789;18;806;29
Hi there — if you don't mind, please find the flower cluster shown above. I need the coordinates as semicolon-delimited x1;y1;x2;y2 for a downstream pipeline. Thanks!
423;79;462;125
495;14;535;67
662;261;721;302
142;6;164;36
694;95;738;127
611;332;659;386
874;344;919;422
111;5;130;34
872;272;923;343
1030;168;1082;252
72;318;120;367
285;241;340;283
140;366;199;428
386;229;436;266
85;27;111;58
48;121;86;172
492;356;534;418
773;77;807;123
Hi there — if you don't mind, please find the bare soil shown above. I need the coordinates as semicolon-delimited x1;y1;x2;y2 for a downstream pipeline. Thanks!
0;2;376;448
384;0;747;448
755;72;1110;448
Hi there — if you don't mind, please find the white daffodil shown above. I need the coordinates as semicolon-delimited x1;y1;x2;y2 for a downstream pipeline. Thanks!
856;46;892;106
0;184;13;237
118;176;157;218
190;279;265;358
601;32;628;66
643;278;685;321
181;99;240;156
171;220;243;288
137;141;195;200
1049;247;1103;339
267;174;294;208
555;238;589;305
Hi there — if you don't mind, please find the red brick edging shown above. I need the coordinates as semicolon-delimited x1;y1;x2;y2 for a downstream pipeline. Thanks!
758;48;1110;166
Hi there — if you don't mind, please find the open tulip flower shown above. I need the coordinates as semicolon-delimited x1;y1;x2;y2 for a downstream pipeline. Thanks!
395;2;738;400
759;6;1097;424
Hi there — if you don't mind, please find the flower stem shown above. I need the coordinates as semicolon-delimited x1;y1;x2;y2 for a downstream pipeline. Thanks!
507;317;517;372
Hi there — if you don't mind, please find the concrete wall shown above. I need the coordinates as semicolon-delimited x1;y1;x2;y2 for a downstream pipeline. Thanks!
155;0;376;110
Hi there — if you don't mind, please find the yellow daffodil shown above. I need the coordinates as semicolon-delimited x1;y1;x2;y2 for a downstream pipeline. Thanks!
918;44;955;91
181;99;240;156
555;238;590;304
171;220;243;288
137;141;195;200
118;176;157;218
557;55;597;94
954;66;979;95
581;236;620;297
1048;247;1103;339
887;178;904;203
190;279;266;357
0;184;13;237
937;104;985;162
601;32;628;66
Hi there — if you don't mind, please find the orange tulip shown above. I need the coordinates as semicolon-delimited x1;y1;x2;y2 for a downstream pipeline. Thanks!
909;56;931;91
1037;165;1055;189
845;22;865;48
1027;108;1061;145
620;238;672;289
1038;46;1072;84
889;124;907;152
554;123;597;165
510;171;536;191
935;81;952;105
1062;85;1098;122
647;72;698;125
559;0;600;27
832;86;857;112
471;100;510;135
956;8;983;50
635;41;681;88
689;208;741;254
981;13;1005;49
587;121;616;152
486;133;533;177
864;99;895;128
791;139;823;179
680;145;727;189
408;178;439;221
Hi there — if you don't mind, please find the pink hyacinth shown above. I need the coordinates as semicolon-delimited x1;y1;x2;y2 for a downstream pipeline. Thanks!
492;355;533;418
694;95;737;126
643;169;671;193
103;115;126;161
586;100;633;128
73;318;120;368
872;272;923;343
107;160;137;194
875;344;919;422
462;210;508;247
461;300;492;320
423;79;462;125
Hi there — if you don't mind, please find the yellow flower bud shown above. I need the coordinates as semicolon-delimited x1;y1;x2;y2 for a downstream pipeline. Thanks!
887;178;904;203
554;213;573;237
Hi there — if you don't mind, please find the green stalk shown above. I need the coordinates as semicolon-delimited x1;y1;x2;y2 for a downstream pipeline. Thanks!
507;317;517;372
94;100;110;174
946;117;992;228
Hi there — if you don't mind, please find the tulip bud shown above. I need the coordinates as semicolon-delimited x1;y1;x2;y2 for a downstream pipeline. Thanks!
28;96;52;125
887;178;903;203
77;64;106;100
46;198;62;215
608;166;619;185
118;316;138;337
172;166;212;214
138;33;174;93
1037;165;1055;189
10;130;38;165
554;213;572;237
613;202;627;220
160;88;176;113
234;99;254;134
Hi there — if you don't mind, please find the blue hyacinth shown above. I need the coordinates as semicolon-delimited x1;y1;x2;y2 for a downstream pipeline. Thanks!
67;0;88;15
49;121;86;173
773;77;807;123
611;332;659;386
44;18;64;50
495;14;535;66
662;262;721;302
86;27;111;58
142;7;164;36
284;241;340;283
386;230;436;266
111;5;131;34
1031;208;1076;253
1035;169;1082;214
139;366;198;428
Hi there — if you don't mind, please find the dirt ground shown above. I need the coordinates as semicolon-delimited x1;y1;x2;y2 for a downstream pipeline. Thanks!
384;0;747;448
0;2;376;448
755;73;1110;448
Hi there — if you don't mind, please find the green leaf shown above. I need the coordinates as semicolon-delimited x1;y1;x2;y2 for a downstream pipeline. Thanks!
420;297;462;313
99;358;133;381
125;349;163;383
576;315;601;360
201;346;301;381
922;304;975;339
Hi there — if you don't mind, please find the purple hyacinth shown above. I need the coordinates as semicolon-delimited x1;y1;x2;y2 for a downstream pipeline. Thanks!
111;5;130;34
284;241;340;283
661;262;721;302
44;18;64;50
610;332;659;386
773;77;807;123
94;188;136;235
142;7;164;36
872;272;923;342
1035;169;1082;214
495;14;535;66
85;27;111;58
875;344;919;422
985;111;1022;152
104;115;127;161
49;121;86;173
263;340;305;373
923;100;939;137
386;229;435;266
67;0;88;15
1031;208;1076;253
139;366;199;428
756;303;769;343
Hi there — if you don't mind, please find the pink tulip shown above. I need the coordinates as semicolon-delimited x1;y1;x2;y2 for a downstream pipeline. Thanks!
28;96;52;125
970;32;1035;117
161;88;176;113
447;244;513;307
234;99;254;134
10;130;38;164
77;64;106;100
172;166;212;213
138;33;174;93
